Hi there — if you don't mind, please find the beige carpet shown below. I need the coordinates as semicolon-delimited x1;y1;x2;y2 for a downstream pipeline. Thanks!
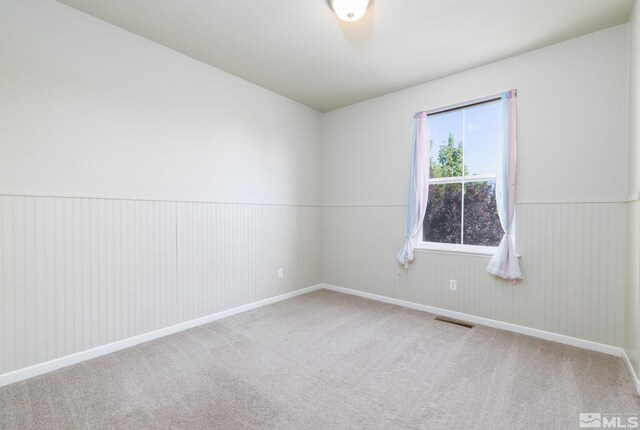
1;289;638;429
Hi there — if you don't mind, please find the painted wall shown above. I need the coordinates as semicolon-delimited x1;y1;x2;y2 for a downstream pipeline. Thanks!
0;0;633;380
322;25;629;347
0;0;322;375
625;0;640;376
0;1;321;205
0;196;322;375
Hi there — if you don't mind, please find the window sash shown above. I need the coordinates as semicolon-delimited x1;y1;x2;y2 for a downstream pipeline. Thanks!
420;176;497;248
421;94;501;252
415;241;498;256
428;174;496;184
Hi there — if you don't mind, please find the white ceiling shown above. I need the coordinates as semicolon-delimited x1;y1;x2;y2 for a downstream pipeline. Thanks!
56;0;634;112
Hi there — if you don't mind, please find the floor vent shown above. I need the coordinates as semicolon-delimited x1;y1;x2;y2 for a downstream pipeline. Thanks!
435;316;474;329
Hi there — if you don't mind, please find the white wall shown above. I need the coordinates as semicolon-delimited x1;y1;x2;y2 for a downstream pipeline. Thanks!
0;196;322;376
0;0;633;380
0;0;321;205
625;0;640;376
628;2;640;200
0;0;322;375
322;25;629;347
323;25;628;206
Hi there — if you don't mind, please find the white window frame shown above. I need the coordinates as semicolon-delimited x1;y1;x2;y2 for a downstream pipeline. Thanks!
416;94;506;257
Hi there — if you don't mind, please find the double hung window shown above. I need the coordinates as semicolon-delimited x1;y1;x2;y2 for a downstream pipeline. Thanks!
420;99;503;253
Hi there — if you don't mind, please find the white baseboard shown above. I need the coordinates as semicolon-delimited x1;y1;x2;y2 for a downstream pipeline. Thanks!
0;284;324;388
325;283;640;394
321;283;623;357
4;283;637;394
622;349;640;394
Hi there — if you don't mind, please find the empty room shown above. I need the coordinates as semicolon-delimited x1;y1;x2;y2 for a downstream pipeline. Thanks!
1;0;640;428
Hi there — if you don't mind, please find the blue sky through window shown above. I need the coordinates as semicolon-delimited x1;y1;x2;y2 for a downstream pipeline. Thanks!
428;99;499;176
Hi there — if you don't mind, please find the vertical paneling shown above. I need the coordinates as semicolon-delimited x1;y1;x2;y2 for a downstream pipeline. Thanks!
0;196;322;375
625;201;640;374
2;195;621;373
324;202;626;347
174;202;323;321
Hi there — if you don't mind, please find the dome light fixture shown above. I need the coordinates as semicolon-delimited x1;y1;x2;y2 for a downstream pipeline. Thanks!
329;0;371;22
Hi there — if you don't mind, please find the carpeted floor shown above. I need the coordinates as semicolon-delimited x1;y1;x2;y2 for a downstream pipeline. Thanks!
1;289;638;429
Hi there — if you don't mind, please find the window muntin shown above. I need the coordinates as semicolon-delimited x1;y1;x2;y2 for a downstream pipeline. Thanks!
421;99;503;250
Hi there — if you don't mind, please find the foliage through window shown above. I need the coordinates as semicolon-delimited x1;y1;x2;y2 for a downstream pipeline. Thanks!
422;99;503;248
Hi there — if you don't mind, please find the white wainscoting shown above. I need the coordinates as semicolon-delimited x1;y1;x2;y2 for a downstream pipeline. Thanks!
0;195;322;376
323;202;626;348
0;196;628;382
625;199;640;378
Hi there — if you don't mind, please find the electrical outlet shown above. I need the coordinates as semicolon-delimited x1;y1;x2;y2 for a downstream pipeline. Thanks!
278;268;284;278
449;279;457;291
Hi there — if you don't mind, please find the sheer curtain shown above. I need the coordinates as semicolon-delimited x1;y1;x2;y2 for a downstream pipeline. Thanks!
487;90;523;281
397;112;430;268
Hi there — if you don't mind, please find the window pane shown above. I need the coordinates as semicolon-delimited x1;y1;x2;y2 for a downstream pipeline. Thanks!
463;180;502;246
464;100;500;176
424;183;462;244
428;110;463;178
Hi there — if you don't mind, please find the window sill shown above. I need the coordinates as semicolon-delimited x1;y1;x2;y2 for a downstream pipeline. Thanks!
414;243;497;257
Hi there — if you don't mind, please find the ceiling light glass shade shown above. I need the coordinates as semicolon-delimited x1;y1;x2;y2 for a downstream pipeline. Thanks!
329;0;371;22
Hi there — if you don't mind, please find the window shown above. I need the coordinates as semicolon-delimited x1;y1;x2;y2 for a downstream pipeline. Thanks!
420;98;503;253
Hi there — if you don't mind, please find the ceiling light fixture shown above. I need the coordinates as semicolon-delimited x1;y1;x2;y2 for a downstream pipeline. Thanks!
328;0;371;22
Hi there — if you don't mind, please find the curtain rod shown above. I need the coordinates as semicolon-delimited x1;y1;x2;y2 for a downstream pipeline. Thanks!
426;97;500;116
417;90;515;117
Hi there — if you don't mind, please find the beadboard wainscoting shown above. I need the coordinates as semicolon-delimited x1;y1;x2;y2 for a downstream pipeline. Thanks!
0;194;322;376
626;199;640;378
324;202;626;348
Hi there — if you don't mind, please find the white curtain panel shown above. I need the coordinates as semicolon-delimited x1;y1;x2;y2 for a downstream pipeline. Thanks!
397;112;430;268
487;90;523;281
